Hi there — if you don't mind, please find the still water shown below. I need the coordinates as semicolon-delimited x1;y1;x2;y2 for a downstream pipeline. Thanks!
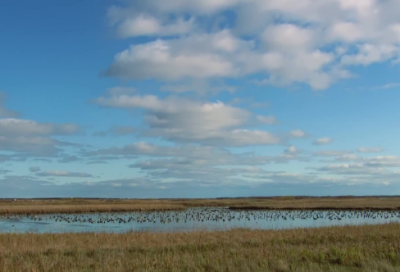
1;207;400;233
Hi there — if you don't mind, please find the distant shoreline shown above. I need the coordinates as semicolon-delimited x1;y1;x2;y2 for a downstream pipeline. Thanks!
2;195;400;200
1;196;400;215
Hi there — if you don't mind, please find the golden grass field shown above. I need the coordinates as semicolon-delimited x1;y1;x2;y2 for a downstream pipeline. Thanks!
1;196;400;215
0;223;399;271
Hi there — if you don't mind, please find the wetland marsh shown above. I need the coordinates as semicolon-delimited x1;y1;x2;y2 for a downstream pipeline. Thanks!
1;198;400;271
1;207;400;233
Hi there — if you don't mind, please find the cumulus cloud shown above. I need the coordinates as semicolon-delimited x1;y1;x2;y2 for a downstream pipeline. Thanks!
94;94;280;146
1;173;397;198
0;113;79;159
102;32;245;81
313;151;400;168
0;97;80;157
0;119;78;136
103;30;338;89
363;156;400;168
0;119;79;156
104;0;400;90
85;141;309;186
0;135;61;155
313;137;333;145
109;10;195;38
243;172;346;185
313;155;400;180
89;142;284;165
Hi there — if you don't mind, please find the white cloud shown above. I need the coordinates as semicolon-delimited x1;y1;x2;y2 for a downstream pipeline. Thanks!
111;12;195;38
94;94;280;146
84;139;312;187
0;135;59;155
103;30;338;90
329;22;366;43
314;155;400;178
90;141;306;167
333;154;360;162
363;156;400;168
262;24;316;52
313;137;333;145
126;148;305;182
104;0;400;90
0;119;79;156
341;44;399;66
0;96;80;157
316;163;381;175
103;36;240;80
0;119;78;136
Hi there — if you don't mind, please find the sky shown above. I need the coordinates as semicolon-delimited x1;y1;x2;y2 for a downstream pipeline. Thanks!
1;0;400;198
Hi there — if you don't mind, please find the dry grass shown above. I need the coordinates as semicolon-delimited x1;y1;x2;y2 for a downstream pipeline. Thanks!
0;223;400;271
228;196;400;210
0;203;185;215
1;196;400;215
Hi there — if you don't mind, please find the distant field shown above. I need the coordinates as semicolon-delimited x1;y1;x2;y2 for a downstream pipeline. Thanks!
1;223;399;271
1;196;400;215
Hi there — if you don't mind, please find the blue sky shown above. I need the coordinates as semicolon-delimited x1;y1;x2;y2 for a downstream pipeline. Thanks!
1;0;400;198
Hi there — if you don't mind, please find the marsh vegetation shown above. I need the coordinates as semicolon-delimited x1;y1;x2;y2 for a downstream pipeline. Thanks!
1;223;400;271
1;198;400;271
1;196;400;215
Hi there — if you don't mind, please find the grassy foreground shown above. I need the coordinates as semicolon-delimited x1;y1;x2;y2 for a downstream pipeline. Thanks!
1;223;400;271
1;196;400;215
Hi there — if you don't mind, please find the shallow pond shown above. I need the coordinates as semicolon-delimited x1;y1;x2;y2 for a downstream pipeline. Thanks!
1;207;400;233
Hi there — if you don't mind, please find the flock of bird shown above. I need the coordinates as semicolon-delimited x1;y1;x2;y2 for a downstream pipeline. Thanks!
5;208;400;226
